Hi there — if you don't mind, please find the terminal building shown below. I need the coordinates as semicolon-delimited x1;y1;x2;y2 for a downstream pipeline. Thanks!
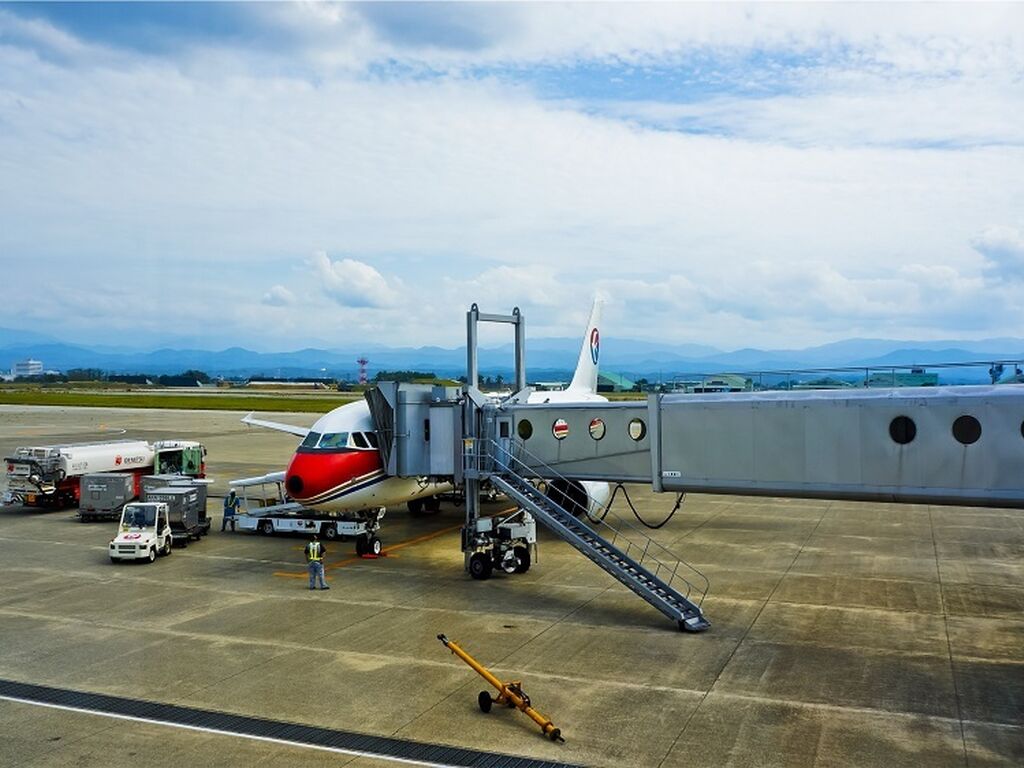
11;359;43;377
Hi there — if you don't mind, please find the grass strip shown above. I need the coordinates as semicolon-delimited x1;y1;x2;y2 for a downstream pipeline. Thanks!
0;391;361;413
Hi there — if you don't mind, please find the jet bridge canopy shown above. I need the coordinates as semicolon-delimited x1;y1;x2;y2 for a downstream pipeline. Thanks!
501;386;1024;508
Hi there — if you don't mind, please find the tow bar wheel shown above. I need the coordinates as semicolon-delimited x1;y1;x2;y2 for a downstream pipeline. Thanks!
478;691;493;713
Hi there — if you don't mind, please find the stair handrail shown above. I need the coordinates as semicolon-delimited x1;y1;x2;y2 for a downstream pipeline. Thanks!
481;437;709;605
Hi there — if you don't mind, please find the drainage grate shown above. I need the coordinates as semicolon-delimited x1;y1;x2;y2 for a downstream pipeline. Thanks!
0;678;581;768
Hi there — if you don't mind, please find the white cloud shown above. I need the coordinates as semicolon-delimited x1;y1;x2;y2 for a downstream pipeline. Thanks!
261;284;296;307
277;4;1024;78
312;252;401;309
0;5;1022;350
973;226;1024;282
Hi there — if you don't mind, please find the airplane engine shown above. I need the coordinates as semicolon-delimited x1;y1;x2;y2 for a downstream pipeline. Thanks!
545;479;611;519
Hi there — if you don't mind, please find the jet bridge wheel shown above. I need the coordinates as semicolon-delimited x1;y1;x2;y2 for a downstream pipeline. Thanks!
513;545;531;573
469;552;493;580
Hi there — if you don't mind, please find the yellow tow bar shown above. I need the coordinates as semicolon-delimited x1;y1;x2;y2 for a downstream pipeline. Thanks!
437;633;564;743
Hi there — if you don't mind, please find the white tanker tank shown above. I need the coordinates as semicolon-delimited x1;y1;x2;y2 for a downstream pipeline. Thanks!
4;439;205;508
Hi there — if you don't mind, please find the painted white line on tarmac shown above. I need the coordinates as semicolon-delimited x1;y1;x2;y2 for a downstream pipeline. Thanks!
0;694;459;768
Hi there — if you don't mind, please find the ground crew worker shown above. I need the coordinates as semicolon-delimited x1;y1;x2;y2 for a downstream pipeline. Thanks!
305;534;329;590
222;490;240;531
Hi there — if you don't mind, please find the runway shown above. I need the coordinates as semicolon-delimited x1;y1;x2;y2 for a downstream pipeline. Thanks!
1;405;1021;767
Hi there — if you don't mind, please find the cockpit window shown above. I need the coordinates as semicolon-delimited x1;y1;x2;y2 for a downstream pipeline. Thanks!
366;432;379;448
318;432;350;450
352;432;369;449
301;431;321;449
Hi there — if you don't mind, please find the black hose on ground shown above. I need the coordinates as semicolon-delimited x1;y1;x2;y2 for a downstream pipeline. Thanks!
593;484;685;529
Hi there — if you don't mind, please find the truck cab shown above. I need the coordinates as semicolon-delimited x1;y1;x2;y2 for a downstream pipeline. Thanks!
109;502;173;563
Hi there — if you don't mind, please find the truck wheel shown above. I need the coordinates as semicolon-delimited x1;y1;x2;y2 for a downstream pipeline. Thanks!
513;546;531;573
162;539;172;556
258;520;273;535
424;495;442;514
147;548;156;563
355;536;367;556
407;498;425;516
322;524;338;540
109;557;119;564
469;553;493;580
368;535;382;556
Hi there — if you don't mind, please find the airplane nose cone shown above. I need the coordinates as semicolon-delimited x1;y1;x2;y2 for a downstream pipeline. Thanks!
285;472;304;496
284;450;382;504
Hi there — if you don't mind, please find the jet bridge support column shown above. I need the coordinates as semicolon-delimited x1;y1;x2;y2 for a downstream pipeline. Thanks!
462;305;531;575
466;303;526;394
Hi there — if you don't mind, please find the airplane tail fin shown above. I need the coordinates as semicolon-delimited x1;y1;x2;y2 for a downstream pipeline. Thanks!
567;298;603;393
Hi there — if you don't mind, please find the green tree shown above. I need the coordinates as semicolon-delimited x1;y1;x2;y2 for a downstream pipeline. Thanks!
181;369;211;384
67;368;105;382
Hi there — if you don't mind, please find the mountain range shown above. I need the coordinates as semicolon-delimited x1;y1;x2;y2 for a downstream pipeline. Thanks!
2;327;1022;384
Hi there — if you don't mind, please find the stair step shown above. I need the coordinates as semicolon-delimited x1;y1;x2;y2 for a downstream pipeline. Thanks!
491;474;708;631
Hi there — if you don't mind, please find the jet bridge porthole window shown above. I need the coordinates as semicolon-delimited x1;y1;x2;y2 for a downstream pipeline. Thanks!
952;415;981;445
589;418;606;440
628;418;647;441
517;420;533;440
552;419;570;440
889;416;916;445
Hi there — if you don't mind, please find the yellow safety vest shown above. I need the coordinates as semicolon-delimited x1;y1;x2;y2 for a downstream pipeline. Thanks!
308;542;323;562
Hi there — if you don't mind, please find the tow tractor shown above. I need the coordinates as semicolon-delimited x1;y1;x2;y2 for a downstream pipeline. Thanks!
108;502;173;563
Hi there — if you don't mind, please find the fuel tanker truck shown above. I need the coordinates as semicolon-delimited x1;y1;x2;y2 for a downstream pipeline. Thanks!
3;439;206;508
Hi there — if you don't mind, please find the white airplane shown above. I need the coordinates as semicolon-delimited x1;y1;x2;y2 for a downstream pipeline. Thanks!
240;300;612;519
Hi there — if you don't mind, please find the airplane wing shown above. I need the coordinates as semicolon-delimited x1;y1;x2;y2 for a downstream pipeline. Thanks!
230;470;287;486
241;412;310;438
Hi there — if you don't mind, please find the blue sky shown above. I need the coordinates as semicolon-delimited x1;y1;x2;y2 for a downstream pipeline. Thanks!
1;2;1022;351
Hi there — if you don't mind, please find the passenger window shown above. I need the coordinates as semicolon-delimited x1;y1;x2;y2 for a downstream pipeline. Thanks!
352;432;369;449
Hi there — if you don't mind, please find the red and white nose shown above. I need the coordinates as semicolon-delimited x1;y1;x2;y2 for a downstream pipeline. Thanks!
284;450;382;504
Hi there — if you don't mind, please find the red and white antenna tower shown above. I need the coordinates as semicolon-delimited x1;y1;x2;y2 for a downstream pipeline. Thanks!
356;357;369;386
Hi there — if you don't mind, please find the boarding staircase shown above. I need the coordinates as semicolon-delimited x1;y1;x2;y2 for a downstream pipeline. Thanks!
483;440;711;632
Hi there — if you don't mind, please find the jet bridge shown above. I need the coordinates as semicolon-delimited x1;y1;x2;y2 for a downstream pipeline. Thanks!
366;305;1024;632
500;387;1024;509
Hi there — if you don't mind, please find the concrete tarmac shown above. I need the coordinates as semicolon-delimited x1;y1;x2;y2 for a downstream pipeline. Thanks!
0;405;1021;767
